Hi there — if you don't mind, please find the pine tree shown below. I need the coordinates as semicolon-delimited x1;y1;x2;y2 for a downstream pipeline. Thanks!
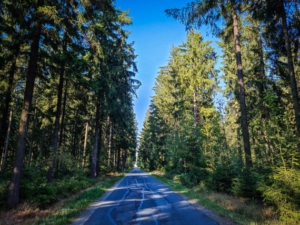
166;0;253;167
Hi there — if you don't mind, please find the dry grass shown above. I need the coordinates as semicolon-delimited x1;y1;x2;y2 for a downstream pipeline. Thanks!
0;202;53;225
0;191;85;225
150;171;165;175
206;192;278;223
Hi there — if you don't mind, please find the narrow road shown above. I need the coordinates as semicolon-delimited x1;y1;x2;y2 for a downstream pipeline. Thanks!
72;168;218;225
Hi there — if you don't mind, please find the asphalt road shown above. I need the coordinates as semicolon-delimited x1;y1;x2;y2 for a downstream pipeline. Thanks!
72;168;218;225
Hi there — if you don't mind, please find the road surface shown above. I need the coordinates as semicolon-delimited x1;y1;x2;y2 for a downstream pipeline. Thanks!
72;168;218;225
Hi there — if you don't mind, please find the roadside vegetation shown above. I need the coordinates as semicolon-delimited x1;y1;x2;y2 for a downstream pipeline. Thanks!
151;172;285;225
0;172;124;225
139;1;300;225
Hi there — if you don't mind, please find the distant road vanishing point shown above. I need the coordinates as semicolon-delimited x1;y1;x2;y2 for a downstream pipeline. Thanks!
71;168;218;225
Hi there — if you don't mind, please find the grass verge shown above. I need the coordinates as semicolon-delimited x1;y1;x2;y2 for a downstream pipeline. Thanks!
150;172;282;225
0;173;124;225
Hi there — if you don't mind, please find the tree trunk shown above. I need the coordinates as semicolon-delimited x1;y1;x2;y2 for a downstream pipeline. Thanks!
91;101;100;178
59;79;68;148
72;116;78;157
114;145;117;168
123;149;127;170
107;118;112;168
1;109;13;172
117;147;121;170
256;25;272;163
39;128;46;160
232;7;252;167
0;48;19;161
7;0;44;208
47;39;66;182
96;117;102;176
82;121;89;168
257;25;270;120
280;0;300;137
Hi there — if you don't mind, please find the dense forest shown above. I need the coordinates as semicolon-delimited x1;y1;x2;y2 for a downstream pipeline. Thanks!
0;0;139;208
138;0;300;223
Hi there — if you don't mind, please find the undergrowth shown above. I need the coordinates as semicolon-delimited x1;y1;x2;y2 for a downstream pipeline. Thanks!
151;171;287;225
0;167;106;209
0;173;124;225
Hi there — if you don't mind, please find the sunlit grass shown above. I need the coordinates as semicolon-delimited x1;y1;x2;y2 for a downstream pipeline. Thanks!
0;174;124;225
150;172;284;225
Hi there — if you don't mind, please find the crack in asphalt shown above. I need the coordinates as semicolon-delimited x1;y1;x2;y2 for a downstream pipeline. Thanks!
107;187;130;225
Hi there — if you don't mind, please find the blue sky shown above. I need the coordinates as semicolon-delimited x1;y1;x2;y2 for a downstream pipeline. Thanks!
114;0;220;133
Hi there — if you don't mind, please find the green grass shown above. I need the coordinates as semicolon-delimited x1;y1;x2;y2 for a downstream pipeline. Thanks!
150;173;281;225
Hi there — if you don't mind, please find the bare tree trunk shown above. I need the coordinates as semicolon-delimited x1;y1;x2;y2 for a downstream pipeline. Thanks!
91;101;100;178
72;117;78;157
232;6;252;167
59;79;68;148
114;146;117;168
96;118;102;176
39;128;46;160
123;149;127;170
256;25;272;164
257;25;270;120
27;105;37;168
47;38;66;182
82;121;89;168
258;32;266;87
117;147;121;170
1;109;13;172
235;99;243;166
7;0;44;208
107;118;112;168
280;0;300;137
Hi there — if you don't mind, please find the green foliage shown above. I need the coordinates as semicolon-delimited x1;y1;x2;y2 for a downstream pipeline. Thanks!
0;167;104;208
231;168;258;198
174;174;194;188
207;163;235;193
33;184;58;208
172;165;210;188
6;174;124;225
258;167;300;224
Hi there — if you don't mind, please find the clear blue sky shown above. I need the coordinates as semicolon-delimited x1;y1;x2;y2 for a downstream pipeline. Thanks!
114;0;219;133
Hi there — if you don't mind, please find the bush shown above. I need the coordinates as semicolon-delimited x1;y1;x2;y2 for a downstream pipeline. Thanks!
258;167;300;224
174;174;194;188
13;166;100;208
188;165;209;185
208;163;236;193
19;168;46;202
34;184;58;207
231;168;258;198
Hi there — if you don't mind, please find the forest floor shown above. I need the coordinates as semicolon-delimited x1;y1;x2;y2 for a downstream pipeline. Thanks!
0;173;124;225
150;171;284;225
